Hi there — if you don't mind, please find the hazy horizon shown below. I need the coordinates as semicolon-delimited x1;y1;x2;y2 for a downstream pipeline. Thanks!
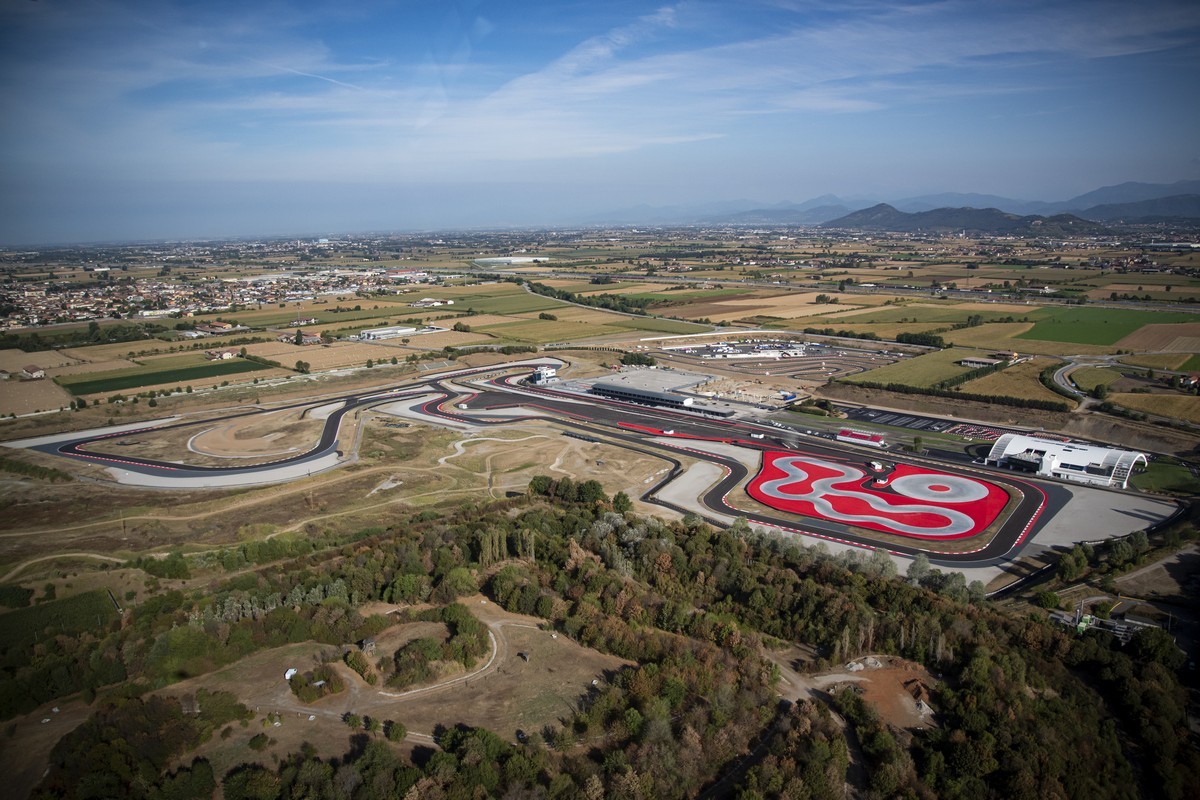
3;0;1199;246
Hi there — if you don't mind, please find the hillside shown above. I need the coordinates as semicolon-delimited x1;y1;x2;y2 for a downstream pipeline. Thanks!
9;483;1199;800
822;203;1110;235
1080;194;1200;222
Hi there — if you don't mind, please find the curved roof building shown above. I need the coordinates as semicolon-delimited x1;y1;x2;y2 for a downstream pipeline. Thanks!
985;434;1147;489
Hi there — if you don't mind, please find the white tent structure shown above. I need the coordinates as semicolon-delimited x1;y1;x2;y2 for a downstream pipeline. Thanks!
985;434;1147;489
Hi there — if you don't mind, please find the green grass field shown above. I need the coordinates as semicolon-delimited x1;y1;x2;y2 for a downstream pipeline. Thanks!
835;304;1031;325
474;319;625;343
1182;355;1200;372
840;348;979;388
1069;366;1123;392
1017;307;1195;346
1129;460;1200;495
461;294;569;315
609;316;713;334
0;590;119;650
57;358;272;395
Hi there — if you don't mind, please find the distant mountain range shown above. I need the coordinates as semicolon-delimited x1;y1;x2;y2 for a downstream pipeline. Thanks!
588;179;1200;229
820;205;1110;236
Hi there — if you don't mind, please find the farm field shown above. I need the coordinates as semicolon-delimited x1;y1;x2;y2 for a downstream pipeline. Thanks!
474;319;624;343
1112;322;1200;353
0;349;78;372
1119;353;1195;370
605;315;712;334
823;301;1033;325
459;293;569;315
0;377;75;416
1110;393;1200;424
1017;307;1196;346
55;356;274;396
943;322;1113;356
840;348;980;388
242;340;443;371
957;357;1069;404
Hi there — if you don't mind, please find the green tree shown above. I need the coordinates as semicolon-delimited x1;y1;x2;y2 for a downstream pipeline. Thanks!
906;553;930;583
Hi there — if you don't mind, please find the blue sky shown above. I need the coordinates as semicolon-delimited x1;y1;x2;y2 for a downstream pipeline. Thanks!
2;0;1198;244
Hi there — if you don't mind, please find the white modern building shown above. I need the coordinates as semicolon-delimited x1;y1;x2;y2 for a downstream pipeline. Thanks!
985;434;1148;489
359;326;419;341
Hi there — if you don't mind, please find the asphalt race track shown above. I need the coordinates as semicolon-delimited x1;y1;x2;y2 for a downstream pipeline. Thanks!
7;358;1068;566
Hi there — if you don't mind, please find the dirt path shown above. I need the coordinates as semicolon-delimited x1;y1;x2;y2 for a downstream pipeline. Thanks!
2;552;125;582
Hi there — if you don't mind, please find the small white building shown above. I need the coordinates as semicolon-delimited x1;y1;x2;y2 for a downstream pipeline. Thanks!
530;366;558;385
985;434;1147;489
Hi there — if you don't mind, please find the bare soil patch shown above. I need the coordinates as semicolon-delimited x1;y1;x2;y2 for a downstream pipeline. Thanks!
812;655;938;731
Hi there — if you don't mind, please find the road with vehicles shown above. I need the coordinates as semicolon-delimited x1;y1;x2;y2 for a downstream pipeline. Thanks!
6;358;1066;567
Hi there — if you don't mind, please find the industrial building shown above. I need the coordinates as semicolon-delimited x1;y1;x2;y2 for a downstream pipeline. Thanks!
358;326;418;341
591;382;694;409
985;434;1147;489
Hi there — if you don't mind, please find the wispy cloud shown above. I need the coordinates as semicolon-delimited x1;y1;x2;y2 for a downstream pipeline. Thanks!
1;0;1197;229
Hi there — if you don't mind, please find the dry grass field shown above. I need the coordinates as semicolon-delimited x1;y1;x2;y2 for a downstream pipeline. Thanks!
841;347;983;388
959;357;1068;404
1114;322;1200;352
0;349;78;372
244;340;415;370
1118;353;1194;370
1111;393;1200;423
474;319;624;343
943;322;1115;356
0;377;76;415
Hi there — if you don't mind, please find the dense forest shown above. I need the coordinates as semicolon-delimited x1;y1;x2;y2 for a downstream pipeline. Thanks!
12;480;1198;799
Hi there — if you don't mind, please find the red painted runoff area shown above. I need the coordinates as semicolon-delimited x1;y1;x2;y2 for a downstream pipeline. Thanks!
747;452;1007;540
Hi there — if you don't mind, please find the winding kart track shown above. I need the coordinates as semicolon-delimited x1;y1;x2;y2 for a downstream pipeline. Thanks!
5;358;1066;567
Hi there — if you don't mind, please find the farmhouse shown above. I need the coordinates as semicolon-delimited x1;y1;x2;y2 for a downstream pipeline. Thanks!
20;364;45;380
409;298;454;308
195;322;234;335
204;349;239;361
985;434;1147;489
278;333;322;345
